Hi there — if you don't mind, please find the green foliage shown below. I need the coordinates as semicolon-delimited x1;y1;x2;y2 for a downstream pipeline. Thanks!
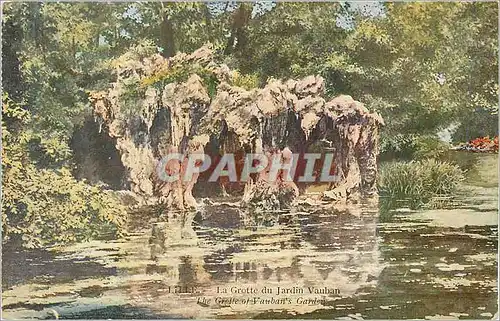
347;3;498;137
412;136;450;160
379;134;418;160
237;3;348;86
5;2;497;144
2;2;132;136
204;74;219;100
130;2;233;56
229;70;260;90
380;134;449;160
379;159;464;209
2;94;127;248
452;107;499;143
141;63;215;89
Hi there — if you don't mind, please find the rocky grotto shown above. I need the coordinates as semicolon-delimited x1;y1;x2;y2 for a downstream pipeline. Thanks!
81;44;384;211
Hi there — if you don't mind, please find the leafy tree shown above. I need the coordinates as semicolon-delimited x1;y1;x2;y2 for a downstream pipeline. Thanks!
342;3;498;147
2;3;129;248
2;94;126;248
233;2;349;86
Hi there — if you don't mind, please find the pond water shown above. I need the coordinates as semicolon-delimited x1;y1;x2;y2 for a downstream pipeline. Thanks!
2;155;498;320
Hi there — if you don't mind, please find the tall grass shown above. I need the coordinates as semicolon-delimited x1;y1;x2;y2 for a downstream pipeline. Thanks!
379;159;465;209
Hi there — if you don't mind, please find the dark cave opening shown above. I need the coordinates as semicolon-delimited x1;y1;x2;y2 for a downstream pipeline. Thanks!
70;117;127;190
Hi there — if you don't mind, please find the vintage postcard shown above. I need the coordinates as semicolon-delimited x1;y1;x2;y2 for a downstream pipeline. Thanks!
1;1;498;320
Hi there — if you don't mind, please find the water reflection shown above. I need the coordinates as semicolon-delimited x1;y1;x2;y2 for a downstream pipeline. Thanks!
2;191;497;319
149;211;199;260
140;203;383;317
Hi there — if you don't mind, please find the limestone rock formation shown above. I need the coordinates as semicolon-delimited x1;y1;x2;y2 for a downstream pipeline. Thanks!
88;44;383;210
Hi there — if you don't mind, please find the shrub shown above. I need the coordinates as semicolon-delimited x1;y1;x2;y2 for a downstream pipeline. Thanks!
230;70;260;90
412;135;450;160
380;134;450;161
378;159;464;209
379;133;417;160
2;167;127;248
2;94;127;248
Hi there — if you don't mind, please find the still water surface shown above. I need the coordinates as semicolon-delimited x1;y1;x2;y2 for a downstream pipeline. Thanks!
2;160;498;319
